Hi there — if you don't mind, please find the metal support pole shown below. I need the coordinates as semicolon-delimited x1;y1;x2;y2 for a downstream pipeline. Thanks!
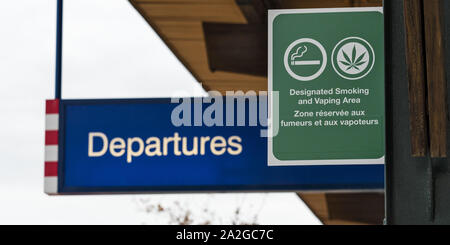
55;0;63;99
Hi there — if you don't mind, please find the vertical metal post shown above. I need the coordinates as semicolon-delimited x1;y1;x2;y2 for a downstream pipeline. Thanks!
55;0;63;99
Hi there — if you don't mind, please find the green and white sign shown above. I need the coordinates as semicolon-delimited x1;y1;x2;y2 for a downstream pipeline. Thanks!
268;8;385;166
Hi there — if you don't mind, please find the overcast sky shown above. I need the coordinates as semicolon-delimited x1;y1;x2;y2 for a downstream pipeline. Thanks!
0;0;320;225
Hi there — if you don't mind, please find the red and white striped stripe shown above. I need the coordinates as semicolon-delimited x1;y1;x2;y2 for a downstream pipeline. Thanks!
45;99;59;194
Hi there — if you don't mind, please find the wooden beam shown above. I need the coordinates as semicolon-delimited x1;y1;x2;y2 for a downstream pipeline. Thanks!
235;0;281;24
203;23;267;77
351;0;383;7
326;193;384;224
403;0;428;157
423;0;448;158
136;2;246;23
203;1;282;77
235;0;266;24
299;193;385;225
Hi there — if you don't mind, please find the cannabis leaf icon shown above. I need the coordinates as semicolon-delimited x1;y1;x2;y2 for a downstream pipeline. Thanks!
339;45;367;71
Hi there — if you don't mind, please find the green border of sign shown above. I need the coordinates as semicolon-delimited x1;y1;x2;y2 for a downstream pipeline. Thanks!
268;7;385;166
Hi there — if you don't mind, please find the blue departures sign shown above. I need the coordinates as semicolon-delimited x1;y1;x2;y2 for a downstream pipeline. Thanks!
52;97;383;194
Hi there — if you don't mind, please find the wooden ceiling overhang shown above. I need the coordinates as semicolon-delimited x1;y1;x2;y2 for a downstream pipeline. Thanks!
129;0;384;225
129;0;382;94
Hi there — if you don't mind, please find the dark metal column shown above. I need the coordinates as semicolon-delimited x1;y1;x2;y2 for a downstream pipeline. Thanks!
385;0;450;224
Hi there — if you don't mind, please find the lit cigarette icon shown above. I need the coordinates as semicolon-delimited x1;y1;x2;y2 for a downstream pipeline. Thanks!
291;60;321;66
290;45;321;66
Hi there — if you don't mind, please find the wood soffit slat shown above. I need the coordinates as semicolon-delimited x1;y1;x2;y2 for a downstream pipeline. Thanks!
129;0;382;93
